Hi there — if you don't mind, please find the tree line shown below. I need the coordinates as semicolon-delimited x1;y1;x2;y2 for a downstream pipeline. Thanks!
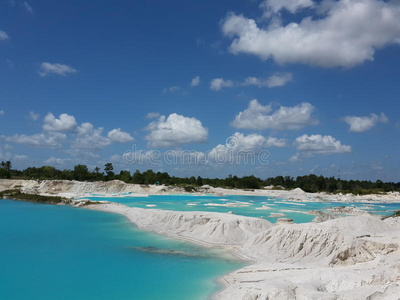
1;160;399;194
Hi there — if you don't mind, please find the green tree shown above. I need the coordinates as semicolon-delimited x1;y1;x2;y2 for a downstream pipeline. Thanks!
196;176;203;186
119;170;132;183
132;170;144;184
4;161;12;172
73;165;89;181
104;163;114;181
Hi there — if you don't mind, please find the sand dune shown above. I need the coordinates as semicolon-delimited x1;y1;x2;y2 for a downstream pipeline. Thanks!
84;202;400;300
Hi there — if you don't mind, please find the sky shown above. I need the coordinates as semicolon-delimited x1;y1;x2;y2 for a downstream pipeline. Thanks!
0;0;400;181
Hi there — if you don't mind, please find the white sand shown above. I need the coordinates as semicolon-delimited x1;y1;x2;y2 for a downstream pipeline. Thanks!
255;205;273;210
267;212;286;218
85;202;272;247
84;202;400;300
2;179;400;299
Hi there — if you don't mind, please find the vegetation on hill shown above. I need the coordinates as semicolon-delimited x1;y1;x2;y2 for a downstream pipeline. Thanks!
0;189;66;204
1;160;399;194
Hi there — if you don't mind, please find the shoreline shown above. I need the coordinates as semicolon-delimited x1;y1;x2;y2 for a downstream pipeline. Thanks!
82;204;256;300
83;202;400;299
1;179;400;204
83;202;264;300
2;179;400;299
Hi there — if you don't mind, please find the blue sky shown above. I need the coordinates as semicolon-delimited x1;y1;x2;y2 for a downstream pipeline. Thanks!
1;0;399;181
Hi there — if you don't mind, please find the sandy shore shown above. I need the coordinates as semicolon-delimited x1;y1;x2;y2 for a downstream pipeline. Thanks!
2;179;400;299
83;202;400;300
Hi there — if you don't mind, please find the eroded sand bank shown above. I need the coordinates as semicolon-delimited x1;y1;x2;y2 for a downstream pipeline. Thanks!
84;202;400;300
2;179;400;299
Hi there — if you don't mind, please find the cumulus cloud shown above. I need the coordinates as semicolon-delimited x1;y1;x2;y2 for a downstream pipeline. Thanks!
1;133;66;149
210;132;286;155
0;30;9;41
107;128;134;143
0;149;27;161
145;113;208;147
290;134;352;161
43;113;78;132
0;110;4;116
265;136;287;147
221;0;400;68
191;76;201;87
342;112;388;132
295;134;351;153
210;78;234;91
72;122;111;150
232;99;317;130
243;73;293;88
208;132;285;164
38;62;77;77
260;0;313;14
28;111;40;121
146;112;161;119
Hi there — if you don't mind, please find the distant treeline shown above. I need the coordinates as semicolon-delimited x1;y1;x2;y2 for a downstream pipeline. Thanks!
1;160;399;194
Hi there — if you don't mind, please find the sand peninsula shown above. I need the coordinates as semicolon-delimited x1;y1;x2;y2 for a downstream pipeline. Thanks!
2;179;400;299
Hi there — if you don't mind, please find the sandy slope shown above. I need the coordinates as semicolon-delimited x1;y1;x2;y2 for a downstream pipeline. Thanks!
2;179;400;299
85;202;272;247
85;202;400;300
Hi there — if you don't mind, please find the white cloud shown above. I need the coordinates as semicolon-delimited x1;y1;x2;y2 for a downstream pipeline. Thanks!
210;132;286;156
2;133;66;149
145;113;208;147
243;73;293;88
232;99;317;130
38;62;77;77
342;112;388;132
191;76;201;87
21;1;34;14
43;113;78;132
28;111;40;121
107;128;134;143
0;31;9;41
222;1;400;68
0;149;27;161
208;132;285;164
14;154;28;161
261;0;313;14
146;112;161;119
290;134;352;161
45;157;72;166
163;86;182;93
295;134;351;153
210;78;234;91
72;122;111;150
66;149;100;160
265;136;287;147
0;110;4;116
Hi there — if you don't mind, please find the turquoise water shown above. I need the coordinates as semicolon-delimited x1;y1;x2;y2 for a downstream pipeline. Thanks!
86;194;400;223
0;200;245;300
